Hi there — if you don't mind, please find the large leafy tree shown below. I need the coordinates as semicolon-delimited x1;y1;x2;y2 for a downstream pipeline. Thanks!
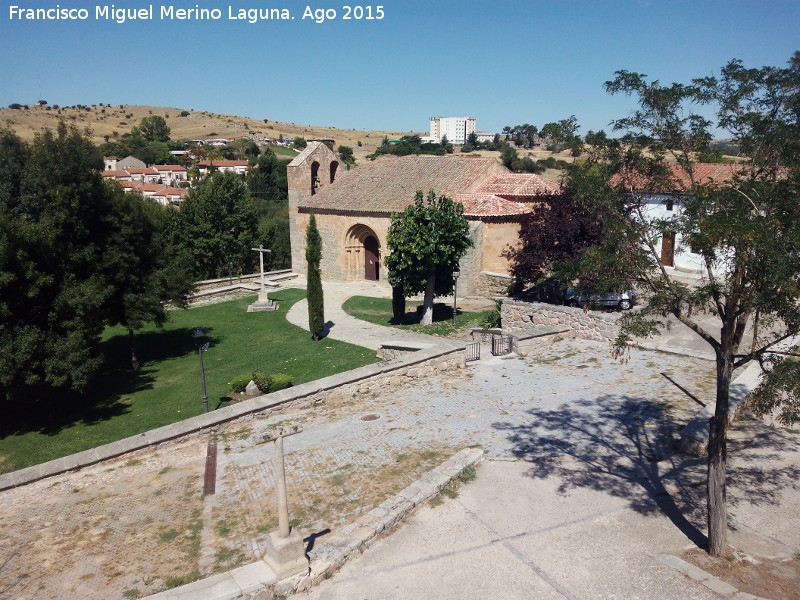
0;123;191;397
386;191;472;326
247;150;291;270
305;213;324;340
0;123;115;395
170;170;259;279
504;190;604;286
556;53;800;557
102;191;194;370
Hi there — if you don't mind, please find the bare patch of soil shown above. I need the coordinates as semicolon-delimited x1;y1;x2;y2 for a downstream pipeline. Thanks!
684;547;800;600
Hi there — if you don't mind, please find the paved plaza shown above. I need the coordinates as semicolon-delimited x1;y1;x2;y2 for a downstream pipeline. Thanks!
0;284;798;599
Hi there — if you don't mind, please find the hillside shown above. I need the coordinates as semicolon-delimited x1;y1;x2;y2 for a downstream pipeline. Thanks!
0;103;420;164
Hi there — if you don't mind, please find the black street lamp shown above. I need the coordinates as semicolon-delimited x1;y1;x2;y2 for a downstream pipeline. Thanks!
452;267;461;327
192;328;210;413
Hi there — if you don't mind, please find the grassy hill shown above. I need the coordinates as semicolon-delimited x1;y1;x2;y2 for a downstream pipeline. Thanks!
0;103;421;164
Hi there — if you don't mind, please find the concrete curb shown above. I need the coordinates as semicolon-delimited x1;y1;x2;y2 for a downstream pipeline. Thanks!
142;447;485;600
658;555;769;600
0;344;466;492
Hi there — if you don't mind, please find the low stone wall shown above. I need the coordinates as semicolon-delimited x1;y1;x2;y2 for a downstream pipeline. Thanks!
0;345;466;492
472;271;512;297
378;341;437;361
502;298;623;342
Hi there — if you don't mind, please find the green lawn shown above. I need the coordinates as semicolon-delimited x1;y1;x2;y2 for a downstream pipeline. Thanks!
270;145;300;158
342;296;497;337
0;289;378;474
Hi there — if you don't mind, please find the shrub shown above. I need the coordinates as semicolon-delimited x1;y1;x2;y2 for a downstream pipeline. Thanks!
251;371;272;393
228;371;273;393
180;110;190;117
228;374;251;394
269;374;293;392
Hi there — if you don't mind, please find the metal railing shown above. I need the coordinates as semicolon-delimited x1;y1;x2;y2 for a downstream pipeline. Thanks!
465;342;481;362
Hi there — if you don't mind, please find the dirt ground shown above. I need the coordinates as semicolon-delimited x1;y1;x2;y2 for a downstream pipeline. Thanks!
684;546;800;600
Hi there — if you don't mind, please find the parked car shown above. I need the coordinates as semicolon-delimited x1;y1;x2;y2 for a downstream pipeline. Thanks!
519;277;565;305
563;288;636;311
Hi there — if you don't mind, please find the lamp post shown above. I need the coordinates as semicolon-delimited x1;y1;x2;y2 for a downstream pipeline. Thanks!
452;267;460;327
192;328;210;413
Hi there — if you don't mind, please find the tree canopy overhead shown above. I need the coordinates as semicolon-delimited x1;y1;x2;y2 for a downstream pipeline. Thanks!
545;52;800;557
385;191;472;326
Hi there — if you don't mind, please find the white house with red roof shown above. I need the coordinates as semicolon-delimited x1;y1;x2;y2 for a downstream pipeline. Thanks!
612;162;746;273
151;187;188;205
151;165;187;187
198;159;249;176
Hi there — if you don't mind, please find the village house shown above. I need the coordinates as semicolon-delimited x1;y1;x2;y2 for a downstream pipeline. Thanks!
197;159;250;176
151;164;188;187
613;162;745;273
151;187;188;205
103;155;146;171
287;142;559;296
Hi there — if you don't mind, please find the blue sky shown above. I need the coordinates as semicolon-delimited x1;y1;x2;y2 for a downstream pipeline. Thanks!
1;0;798;136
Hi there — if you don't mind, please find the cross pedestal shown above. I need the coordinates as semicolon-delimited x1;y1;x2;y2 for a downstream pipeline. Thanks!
260;425;308;579
248;246;278;312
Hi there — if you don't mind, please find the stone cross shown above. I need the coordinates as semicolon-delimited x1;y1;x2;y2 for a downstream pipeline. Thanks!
251;246;272;294
262;425;303;538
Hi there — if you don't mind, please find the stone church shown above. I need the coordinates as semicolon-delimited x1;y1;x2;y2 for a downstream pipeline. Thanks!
287;142;559;296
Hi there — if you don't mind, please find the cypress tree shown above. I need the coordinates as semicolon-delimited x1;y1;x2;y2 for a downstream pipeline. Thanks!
305;213;324;340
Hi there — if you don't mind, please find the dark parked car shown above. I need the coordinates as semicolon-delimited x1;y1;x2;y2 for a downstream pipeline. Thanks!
520;277;565;305
563;289;636;311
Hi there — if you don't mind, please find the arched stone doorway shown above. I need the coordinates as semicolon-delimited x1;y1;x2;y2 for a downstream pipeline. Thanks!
345;224;381;281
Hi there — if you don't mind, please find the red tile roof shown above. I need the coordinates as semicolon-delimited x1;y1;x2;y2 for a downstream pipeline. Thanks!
120;181;143;189
152;164;187;172
611;163;746;193
101;170;130;178
198;160;249;167
473;173;559;196
299;155;506;214
452;193;534;218
137;184;167;192
125;168;159;175
152;187;188;197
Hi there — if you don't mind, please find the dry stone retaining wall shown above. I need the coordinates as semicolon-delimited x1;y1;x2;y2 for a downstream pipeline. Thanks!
502;298;623;342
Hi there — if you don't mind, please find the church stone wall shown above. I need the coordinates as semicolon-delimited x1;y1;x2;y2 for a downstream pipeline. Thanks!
294;210;392;282
481;220;519;274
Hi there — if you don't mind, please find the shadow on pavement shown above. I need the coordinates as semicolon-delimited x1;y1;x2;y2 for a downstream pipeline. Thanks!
495;394;800;551
494;395;708;547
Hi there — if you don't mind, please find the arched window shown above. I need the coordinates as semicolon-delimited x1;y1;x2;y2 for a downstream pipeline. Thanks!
329;161;339;184
310;161;320;196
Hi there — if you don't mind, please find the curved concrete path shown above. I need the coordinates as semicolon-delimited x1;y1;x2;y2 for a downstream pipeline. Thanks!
283;279;462;351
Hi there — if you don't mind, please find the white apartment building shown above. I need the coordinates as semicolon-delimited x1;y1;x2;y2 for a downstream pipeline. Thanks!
424;116;477;145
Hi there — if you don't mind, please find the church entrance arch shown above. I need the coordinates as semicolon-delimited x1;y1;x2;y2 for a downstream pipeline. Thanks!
345;224;381;281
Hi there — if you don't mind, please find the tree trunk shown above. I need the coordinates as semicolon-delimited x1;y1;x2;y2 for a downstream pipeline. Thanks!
419;275;436;326
707;346;732;556
128;328;140;371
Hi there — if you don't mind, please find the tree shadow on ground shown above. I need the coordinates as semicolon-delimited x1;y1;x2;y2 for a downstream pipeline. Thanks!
389;302;459;326
0;327;216;438
495;395;800;549
495;395;708;546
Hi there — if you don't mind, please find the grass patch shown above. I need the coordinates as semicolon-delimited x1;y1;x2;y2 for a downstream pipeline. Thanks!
342;296;494;338
0;289;377;473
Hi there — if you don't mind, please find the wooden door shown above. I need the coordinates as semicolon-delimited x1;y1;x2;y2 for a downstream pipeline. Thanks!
661;232;675;267
364;236;379;280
